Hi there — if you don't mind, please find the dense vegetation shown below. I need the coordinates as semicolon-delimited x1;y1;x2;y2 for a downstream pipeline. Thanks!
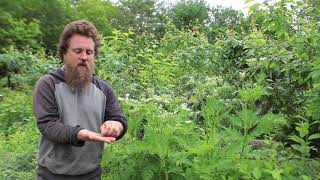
0;0;319;179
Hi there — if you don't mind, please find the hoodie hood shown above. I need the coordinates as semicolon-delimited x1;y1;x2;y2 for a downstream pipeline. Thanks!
48;68;65;82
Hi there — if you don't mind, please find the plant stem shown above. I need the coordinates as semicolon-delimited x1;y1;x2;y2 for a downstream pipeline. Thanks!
240;132;248;160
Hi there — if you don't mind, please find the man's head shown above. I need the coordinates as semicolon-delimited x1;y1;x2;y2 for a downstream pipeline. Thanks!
58;20;100;90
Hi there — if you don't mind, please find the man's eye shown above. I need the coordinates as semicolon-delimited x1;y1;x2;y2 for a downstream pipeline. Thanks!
74;49;81;53
86;50;93;55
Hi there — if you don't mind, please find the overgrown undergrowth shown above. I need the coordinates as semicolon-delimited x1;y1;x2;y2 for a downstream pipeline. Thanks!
1;0;320;179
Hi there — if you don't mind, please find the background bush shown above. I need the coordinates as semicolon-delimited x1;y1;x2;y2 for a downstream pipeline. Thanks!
0;0;319;179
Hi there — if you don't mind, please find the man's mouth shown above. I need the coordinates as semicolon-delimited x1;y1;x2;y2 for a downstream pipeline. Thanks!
78;63;87;68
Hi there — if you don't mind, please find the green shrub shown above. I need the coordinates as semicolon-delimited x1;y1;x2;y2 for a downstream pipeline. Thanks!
0;89;33;135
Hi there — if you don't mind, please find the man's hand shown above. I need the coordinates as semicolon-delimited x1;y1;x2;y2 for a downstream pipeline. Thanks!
100;121;124;138
77;129;116;143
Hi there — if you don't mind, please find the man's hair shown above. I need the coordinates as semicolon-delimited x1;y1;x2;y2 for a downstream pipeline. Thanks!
57;20;100;60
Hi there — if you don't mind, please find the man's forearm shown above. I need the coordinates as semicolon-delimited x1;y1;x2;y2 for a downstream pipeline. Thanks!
37;119;85;146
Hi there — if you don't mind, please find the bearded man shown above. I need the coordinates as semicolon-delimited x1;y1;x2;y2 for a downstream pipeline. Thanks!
33;20;127;180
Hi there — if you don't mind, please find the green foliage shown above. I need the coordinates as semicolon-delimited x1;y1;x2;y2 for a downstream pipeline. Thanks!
35;0;76;53
98;25;217;98
0;120;38;180
0;48;60;89
289;121;320;158
0;89;36;136
207;6;245;41
240;85;265;103
170;0;210;30
1;0;320;179
115;0;165;36
100;96;319;179
0;89;38;179
0;0;76;52
0;13;42;51
76;0;120;36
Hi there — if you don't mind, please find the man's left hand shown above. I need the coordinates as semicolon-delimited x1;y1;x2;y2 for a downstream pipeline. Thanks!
100;120;123;138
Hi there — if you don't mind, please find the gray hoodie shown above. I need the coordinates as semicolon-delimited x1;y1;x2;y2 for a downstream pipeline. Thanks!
33;68;127;176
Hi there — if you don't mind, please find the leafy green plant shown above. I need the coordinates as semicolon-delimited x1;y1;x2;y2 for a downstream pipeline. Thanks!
1;0;320;179
0;89;33;135
289;121;320;158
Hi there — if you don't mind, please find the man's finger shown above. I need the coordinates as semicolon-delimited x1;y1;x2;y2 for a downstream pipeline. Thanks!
101;121;123;138
91;133;116;143
94;136;116;143
107;125;117;137
116;125;121;137
101;122;112;136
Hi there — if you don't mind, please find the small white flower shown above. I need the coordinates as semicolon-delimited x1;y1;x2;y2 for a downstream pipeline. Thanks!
181;103;191;111
125;93;130;100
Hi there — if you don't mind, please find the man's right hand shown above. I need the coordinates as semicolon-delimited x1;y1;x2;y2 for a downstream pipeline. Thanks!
77;129;116;143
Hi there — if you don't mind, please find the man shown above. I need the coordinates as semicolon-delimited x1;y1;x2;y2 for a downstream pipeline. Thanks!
33;20;127;180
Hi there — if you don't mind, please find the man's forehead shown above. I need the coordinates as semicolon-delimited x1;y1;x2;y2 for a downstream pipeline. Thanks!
69;34;95;49
69;34;94;43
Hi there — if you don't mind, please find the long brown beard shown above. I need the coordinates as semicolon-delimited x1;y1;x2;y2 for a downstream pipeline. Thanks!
65;60;94;92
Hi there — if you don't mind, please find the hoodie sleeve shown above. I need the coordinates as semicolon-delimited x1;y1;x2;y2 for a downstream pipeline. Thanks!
33;75;85;147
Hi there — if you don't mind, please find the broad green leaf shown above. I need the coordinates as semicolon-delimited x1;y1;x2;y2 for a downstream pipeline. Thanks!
308;133;320;140
289;135;305;145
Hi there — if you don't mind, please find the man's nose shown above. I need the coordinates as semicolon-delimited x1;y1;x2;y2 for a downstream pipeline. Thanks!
79;51;88;60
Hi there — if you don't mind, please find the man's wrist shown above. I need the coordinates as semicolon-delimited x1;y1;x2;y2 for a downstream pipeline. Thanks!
72;126;85;147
